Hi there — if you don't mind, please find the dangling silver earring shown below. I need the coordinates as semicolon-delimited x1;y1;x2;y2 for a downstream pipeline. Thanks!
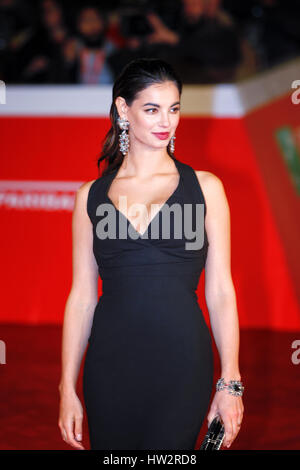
117;116;130;155
169;134;176;154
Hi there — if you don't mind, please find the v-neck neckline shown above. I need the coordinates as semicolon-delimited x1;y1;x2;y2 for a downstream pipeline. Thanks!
104;158;183;238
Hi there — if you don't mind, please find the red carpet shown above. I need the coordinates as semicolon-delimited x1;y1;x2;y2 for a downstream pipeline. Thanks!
0;325;299;450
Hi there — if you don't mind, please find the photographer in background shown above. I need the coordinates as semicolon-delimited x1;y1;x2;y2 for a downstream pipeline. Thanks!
107;0;242;83
4;0;70;83
60;4;117;84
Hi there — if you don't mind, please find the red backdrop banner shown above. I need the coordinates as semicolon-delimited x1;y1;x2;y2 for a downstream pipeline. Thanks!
1;76;300;330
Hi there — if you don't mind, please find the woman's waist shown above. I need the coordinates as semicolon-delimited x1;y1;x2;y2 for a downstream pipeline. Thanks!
100;275;202;302
99;262;203;296
99;259;203;280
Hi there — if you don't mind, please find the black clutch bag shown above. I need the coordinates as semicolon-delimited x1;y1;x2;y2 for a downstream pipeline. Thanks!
199;415;225;450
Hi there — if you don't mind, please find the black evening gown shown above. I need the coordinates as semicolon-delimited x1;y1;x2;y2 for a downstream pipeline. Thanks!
83;157;214;450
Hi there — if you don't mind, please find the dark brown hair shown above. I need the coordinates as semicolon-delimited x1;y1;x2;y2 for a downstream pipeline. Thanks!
97;57;182;177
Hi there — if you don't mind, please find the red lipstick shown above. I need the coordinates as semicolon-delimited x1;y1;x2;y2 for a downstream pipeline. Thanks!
152;132;170;140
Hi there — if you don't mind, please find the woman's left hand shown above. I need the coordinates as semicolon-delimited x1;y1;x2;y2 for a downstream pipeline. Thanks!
207;391;244;448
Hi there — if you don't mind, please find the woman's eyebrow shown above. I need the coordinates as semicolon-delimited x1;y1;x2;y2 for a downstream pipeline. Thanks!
142;101;181;107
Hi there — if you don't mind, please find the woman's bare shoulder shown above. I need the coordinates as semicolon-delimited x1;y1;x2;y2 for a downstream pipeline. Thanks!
78;179;98;194
73;179;98;212
75;179;98;199
194;170;227;206
194;170;224;190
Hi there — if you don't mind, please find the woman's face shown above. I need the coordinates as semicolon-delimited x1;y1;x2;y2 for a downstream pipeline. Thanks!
118;81;181;152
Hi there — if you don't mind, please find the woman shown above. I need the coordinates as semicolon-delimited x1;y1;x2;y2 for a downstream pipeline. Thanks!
58;58;244;450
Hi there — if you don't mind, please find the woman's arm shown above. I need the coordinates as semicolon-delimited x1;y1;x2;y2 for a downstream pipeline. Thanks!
58;180;98;449
200;172;241;380
196;171;244;448
59;180;98;393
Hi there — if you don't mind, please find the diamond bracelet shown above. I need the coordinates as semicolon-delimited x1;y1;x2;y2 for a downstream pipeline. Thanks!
216;378;244;396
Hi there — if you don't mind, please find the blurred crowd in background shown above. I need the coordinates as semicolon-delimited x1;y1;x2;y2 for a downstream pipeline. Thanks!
0;0;300;85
